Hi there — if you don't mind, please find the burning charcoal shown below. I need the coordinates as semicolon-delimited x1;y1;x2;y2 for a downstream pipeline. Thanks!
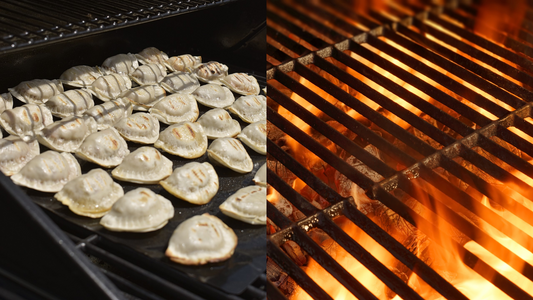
281;241;307;266
267;158;297;186
267;121;286;145
334;144;384;214
410;120;443;150
300;185;331;209
267;256;283;282
291;210;306;222
271;192;294;217
267;218;280;235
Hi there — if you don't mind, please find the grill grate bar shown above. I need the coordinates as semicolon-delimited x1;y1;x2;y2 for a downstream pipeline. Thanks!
267;25;310;58
292;227;381;300
270;69;417;167
268;1;533;298
288;0;364;37
268;168;319;217
318;0;382;30
371;186;533;300
292;59;436;157
390;26;526;110
410;17;533;94
366;33;511;120
267;236;334;300
267;134;468;299
268;81;396;178
267;139;345;204
427;12;533;75
333;47;473;139
269;0;347;43
268;107;376;192
0;0;235;52
267;200;293;231
397;173;533;285
347;39;487;131
318;208;424;300
266;9;329;50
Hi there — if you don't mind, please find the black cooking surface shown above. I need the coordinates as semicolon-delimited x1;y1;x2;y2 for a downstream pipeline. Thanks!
18;83;267;295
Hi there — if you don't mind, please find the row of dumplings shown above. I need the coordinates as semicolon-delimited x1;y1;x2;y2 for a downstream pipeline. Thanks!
0;47;267;266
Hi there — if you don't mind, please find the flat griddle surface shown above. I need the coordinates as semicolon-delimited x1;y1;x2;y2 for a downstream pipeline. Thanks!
22;78;266;295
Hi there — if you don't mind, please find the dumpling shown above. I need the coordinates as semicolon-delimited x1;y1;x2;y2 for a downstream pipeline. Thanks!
149;94;199;125
227;95;266;123
55;168;123;218
44;89;95;118
154;122;207;159
75;128;130;168
60;65;103;88
0;93;13;114
192;84;234;108
84;99;132;130
165;54;201;72
11;151;81;192
130;63;167;86
112;147;173;184
160;72;200;94
253;163;266;187
196;108;241;139
160;162;219;205
219;186;266;225
113;113;159;144
221;73;260;96
101;53;139;75
0;136;40;176
9;79;64;104
136;47;169;66
207;138;253;173
121;85;166;111
237;120;266;155
90;73;132;101
100;188;174;232
0;104;54;141
165;213;237;265
188;61;228;85
36;116;97;152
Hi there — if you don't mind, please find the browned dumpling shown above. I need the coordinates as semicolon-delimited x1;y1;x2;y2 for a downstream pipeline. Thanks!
0;136;40;176
154;122;207;159
220;73;260;96
75;128;130;168
100;188;174;232
112;147;173;184
227;95;266;123
55;168;123;218
196;108;240;139
36;117;97;152
160;162;219;205
149;94;199;125
113;113;160;144
165;213;237;265
237;120;266;155
9;79;64;104
207;138;253;173
219;186;266;225
0;104;54;141
11;151;81;193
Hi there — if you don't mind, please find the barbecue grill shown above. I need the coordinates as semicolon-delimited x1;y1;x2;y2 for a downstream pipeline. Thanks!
0;1;266;299
266;0;533;299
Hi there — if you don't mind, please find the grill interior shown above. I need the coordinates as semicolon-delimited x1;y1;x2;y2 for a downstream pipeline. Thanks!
0;0;266;299
266;0;533;299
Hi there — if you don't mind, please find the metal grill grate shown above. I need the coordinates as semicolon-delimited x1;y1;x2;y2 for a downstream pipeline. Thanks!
0;0;237;52
267;0;533;299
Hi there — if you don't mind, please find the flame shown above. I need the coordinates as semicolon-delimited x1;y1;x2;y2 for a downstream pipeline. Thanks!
272;1;533;299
